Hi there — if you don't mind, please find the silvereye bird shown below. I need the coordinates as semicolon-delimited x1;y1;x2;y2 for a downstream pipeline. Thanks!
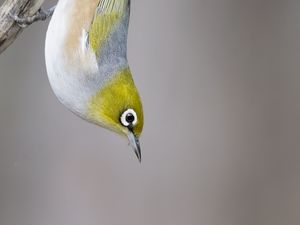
45;0;143;161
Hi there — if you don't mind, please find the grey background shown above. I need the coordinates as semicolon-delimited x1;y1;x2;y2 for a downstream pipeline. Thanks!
0;0;300;225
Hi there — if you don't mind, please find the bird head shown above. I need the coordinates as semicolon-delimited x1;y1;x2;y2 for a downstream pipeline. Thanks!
87;67;143;161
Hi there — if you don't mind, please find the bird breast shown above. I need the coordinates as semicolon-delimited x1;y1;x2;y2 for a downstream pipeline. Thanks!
45;0;100;117
45;0;130;118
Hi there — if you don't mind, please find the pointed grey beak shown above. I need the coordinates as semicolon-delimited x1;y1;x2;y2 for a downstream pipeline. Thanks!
127;131;141;162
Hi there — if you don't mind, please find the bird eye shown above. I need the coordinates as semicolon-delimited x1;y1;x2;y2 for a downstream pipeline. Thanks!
120;109;138;127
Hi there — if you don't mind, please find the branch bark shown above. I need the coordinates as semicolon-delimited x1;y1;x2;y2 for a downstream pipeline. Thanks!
0;0;45;54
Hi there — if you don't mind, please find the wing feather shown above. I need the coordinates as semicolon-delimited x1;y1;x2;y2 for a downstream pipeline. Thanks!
88;0;130;55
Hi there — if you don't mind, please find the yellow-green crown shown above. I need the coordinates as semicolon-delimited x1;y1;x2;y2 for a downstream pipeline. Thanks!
87;67;143;137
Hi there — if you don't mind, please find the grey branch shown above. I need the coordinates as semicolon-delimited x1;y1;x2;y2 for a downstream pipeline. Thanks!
0;0;55;54
10;6;56;28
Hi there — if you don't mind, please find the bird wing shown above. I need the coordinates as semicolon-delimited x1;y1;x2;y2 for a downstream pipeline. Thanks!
88;0;130;59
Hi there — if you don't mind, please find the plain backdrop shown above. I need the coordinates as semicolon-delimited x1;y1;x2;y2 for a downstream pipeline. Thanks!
0;0;300;225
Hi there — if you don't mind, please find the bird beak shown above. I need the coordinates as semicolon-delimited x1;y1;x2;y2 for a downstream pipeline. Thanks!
127;131;141;162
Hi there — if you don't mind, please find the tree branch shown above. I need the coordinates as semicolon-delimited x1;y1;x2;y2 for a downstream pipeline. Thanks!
10;6;55;28
0;0;47;54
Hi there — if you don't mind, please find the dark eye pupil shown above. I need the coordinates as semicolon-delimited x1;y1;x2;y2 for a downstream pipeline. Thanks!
126;113;135;123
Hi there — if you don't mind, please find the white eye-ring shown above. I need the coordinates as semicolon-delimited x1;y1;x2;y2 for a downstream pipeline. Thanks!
120;109;138;127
